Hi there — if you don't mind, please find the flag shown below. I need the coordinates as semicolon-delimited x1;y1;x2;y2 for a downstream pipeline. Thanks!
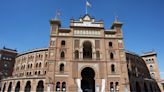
56;10;61;16
55;10;61;19
85;0;91;14
86;1;91;7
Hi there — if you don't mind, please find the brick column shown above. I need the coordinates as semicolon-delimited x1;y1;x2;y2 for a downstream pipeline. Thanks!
31;80;37;92
20;80;25;91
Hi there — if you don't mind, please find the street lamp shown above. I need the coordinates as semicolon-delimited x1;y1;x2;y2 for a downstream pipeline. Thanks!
122;78;129;92
47;77;54;92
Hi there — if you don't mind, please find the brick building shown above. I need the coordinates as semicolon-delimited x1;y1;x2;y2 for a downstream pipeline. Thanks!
0;47;17;91
0;14;161;92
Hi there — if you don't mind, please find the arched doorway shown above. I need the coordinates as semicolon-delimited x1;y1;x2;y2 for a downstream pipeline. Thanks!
7;82;12;92
136;82;141;92
144;82;148;92
24;81;31;92
81;67;95;92
2;83;6;92
36;80;44;92
15;81;20;92
83;41;92;59
150;84;153;92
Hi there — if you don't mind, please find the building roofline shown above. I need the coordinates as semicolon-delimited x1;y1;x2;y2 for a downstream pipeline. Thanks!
125;50;140;57
140;51;157;57
0;47;17;53
17;48;48;57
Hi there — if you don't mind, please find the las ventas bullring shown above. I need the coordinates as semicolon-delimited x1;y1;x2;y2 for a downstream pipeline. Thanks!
0;3;163;92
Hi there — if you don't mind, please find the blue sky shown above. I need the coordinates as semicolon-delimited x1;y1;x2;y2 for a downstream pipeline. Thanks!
0;0;164;79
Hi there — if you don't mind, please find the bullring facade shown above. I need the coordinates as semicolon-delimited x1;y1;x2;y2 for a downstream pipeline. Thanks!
0;14;161;92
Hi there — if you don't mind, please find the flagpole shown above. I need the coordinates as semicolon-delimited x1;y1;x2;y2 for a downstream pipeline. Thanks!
86;0;87;14
86;0;91;14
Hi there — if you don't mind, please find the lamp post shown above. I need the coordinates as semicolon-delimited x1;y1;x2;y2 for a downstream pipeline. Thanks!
122;78;129;92
47;77;54;92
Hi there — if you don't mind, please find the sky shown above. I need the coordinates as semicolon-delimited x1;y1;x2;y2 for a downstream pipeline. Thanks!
0;0;164;79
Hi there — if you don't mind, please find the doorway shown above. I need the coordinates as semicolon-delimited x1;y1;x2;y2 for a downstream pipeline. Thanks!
81;67;95;92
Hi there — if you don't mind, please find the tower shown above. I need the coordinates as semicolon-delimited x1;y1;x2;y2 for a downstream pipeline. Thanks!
141;52;163;91
46;18;61;91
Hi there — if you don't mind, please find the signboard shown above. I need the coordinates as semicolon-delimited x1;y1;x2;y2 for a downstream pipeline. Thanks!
73;22;101;27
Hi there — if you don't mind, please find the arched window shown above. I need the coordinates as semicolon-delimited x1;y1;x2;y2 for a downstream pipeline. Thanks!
96;51;100;60
152;58;154;62
111;64;115;73
15;81;20;92
75;50;79;59
36;63;38;68
60;51;65;59
40;55;43;59
38;71;41;75
60;63;64;72
62;82;66;91
50;40;55;47
45;62;48;67
110;82;114;92
115;82;119;91
83;41;92;59
28;64;30;69
150;65;153;72
35;71;37;75
56;82;60;91
110;52;114;59
30;64;32;68
2;83;6;92
109;42;113;47
151;73;155;79
61;40;66;46
8;82;12;92
36;80;44;92
39;62;42;68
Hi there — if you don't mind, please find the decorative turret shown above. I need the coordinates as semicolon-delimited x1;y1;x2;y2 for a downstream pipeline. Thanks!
111;21;123;29
50;19;61;35
111;16;123;36
111;16;123;29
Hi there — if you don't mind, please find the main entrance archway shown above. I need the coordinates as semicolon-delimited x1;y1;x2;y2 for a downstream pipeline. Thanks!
81;67;95;92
